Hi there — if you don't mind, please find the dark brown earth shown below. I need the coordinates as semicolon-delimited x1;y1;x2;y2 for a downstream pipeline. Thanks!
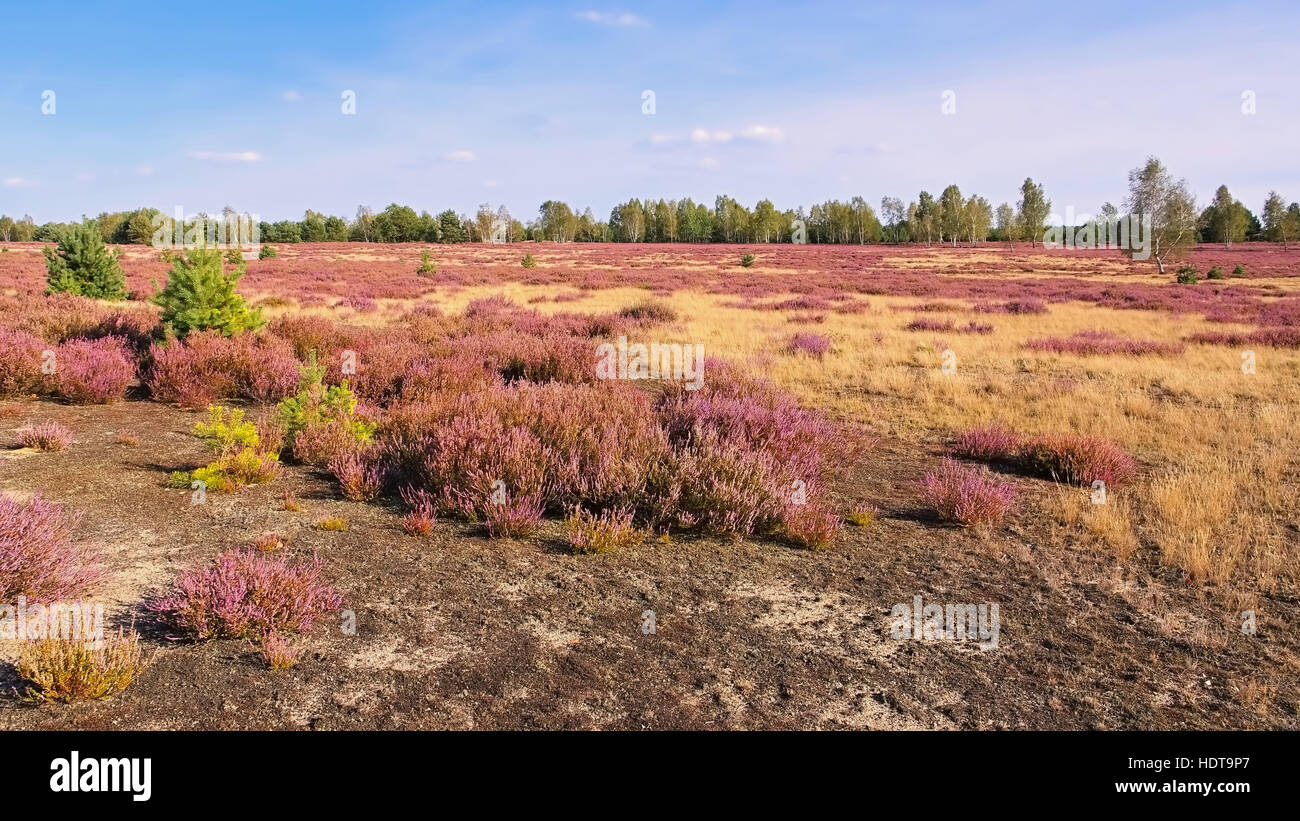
1;396;1296;730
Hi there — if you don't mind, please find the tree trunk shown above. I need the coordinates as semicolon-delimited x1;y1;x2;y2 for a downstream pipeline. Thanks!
1155;255;1165;275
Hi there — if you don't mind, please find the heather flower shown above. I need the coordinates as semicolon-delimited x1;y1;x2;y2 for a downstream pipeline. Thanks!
17;421;73;452
146;550;342;640
921;459;1015;528
0;494;103;603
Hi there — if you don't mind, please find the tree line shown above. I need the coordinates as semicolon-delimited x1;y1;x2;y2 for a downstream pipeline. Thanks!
4;167;1299;251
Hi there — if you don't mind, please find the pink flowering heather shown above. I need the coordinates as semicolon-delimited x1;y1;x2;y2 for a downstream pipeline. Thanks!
786;332;832;358
329;448;389;502
51;336;135;404
1025;330;1184;357
905;317;954;332
951;426;1019;462
146;549;343;640
921;459;1016;528
482;492;546;538
1020;434;1138;486
398;487;437;536
973;298;1048;315
0;328;46;397
146;331;299;407
17;421;73;452
782;503;841;550
0;494;103;603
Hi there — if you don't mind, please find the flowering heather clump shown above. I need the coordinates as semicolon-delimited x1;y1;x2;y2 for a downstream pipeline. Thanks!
0;328;46;397
399;486;437;536
1025;330;1184;357
329;448;388;502
787;332;831;358
951;426;1019;461
781;503;840;550
17;421;72;452
1186;328;1300;349
1020;434;1138;486
50;336;135;403
788;312;826;324
280;491;303;512
146;331;300;407
260;632;298;670
16;630;149;703
339;295;379;313
898;300;964;313
905;317;954;332
565;506;641;554
959;321;994;334
146;550;342;640
921;459;1016;528
974;298;1048;315
619;299;677;323
0;494;102;603
483;493;545;538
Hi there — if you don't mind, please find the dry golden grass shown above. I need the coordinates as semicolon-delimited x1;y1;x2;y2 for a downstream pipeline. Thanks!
413;281;1298;593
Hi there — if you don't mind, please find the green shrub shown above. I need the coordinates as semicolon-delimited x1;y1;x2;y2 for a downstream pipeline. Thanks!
1175;265;1199;284
258;244;277;260
1206;265;1224;280
1232;264;1246;277
43;221;127;300
152;248;264;337
275;355;374;458
740;253;756;268
189;405;279;492
225;247;244;265
521;253;537;269
418;249;436;275
166;470;192;489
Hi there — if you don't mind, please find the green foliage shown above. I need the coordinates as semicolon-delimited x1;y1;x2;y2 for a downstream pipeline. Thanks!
152;248;264;337
275;355;374;455
193;405;260;454
225;247;243;265
1233;264;1246;277
43;220;127;300
1175;265;1199;285
190;405;278;491
740;253;756;268
1206;265;1224;280
258;244;277;259
520;253;537;269
418;249;436;275
166;470;192;489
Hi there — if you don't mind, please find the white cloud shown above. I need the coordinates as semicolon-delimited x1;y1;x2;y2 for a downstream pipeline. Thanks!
282;90;302;102
445;150;476;162
739;124;783;142
575;10;648;27
648;133;680;145
3;177;36;187
187;150;263;162
685;125;781;144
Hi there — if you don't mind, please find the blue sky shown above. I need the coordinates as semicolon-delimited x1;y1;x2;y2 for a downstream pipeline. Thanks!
3;0;1298;224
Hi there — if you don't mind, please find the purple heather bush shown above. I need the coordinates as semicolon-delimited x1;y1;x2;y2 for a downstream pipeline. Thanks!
329;447;389;502
17;421;73;452
146;549;342;640
0;494;103;603
951;426;1019;461
51;336;135;404
1020;433;1138;486
147;331;300;408
1025;330;1184;357
921;459;1016;528
786;332;831;358
483;492;546;538
0;329;46;397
